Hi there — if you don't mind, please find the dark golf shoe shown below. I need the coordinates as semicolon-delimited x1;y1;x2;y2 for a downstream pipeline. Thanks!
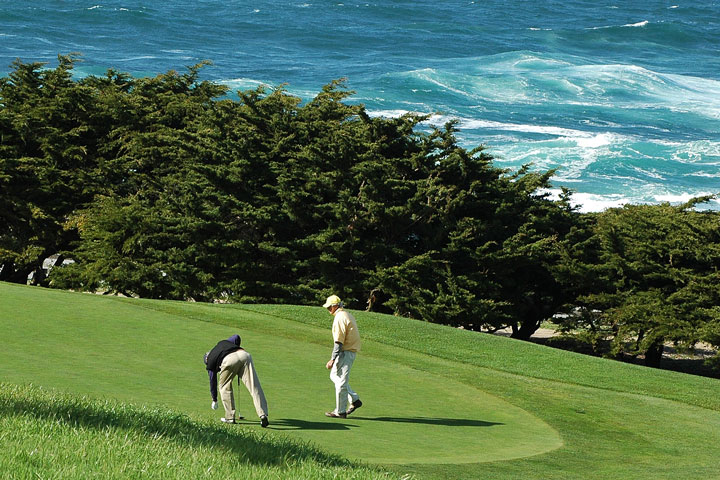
346;399;363;415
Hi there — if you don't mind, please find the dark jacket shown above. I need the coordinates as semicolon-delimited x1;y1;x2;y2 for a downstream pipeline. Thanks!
206;340;241;372
205;335;242;402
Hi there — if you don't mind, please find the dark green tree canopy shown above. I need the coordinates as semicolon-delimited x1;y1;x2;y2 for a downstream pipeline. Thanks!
555;199;720;368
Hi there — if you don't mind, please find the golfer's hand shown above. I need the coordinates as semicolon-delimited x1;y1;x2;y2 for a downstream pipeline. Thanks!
211;401;218;410
326;360;334;370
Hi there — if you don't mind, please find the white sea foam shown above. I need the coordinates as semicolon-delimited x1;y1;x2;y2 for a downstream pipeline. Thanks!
631;165;667;181
366;106;718;213
588;20;648;30
412;68;478;100
460;119;585;138
686;171;720;178
572;133;616;148
402;55;720;118
117;55;158;62
670;140;720;164
218;78;270;91
540;189;630;212
624;20;649;27
654;192;716;204
659;73;720;118
459;120;631;150
543;189;718;213
366;110;628;183
488;143;602;182
367;109;414;118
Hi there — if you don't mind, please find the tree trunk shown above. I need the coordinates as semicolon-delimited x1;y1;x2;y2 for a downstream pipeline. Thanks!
0;262;34;284
644;339;665;368
510;298;547;340
510;320;541;341
0;261;14;281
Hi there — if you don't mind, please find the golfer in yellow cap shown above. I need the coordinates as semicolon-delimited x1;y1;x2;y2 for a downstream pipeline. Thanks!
323;294;363;418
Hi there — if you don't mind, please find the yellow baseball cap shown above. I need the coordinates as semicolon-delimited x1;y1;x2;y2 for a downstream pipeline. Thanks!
323;295;342;308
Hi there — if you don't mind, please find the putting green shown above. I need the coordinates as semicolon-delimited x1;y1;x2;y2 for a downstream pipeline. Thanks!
236;330;562;464
0;284;562;464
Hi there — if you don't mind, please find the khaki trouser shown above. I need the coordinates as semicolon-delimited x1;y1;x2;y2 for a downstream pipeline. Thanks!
219;349;268;420
330;351;359;414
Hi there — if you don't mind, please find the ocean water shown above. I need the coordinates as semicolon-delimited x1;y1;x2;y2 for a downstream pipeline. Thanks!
1;0;719;211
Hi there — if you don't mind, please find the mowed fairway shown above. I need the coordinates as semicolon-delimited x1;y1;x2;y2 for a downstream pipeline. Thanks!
2;282;720;478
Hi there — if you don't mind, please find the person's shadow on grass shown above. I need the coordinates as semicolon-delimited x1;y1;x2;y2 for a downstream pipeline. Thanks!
351;416;503;427
267;418;358;431
265;416;502;430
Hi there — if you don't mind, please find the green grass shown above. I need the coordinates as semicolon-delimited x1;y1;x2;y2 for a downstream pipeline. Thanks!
0;383;385;479
2;281;720;479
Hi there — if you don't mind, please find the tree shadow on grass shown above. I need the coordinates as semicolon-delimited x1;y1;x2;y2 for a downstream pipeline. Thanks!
0;383;351;469
353;416;503;427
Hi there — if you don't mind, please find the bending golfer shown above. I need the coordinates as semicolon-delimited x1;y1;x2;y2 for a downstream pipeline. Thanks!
323;295;363;418
204;334;269;427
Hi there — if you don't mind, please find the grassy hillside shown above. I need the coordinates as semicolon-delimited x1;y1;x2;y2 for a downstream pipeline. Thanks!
0;383;387;480
2;282;720;479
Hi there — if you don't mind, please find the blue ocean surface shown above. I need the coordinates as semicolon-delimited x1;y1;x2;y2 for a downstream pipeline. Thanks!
1;0;719;211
